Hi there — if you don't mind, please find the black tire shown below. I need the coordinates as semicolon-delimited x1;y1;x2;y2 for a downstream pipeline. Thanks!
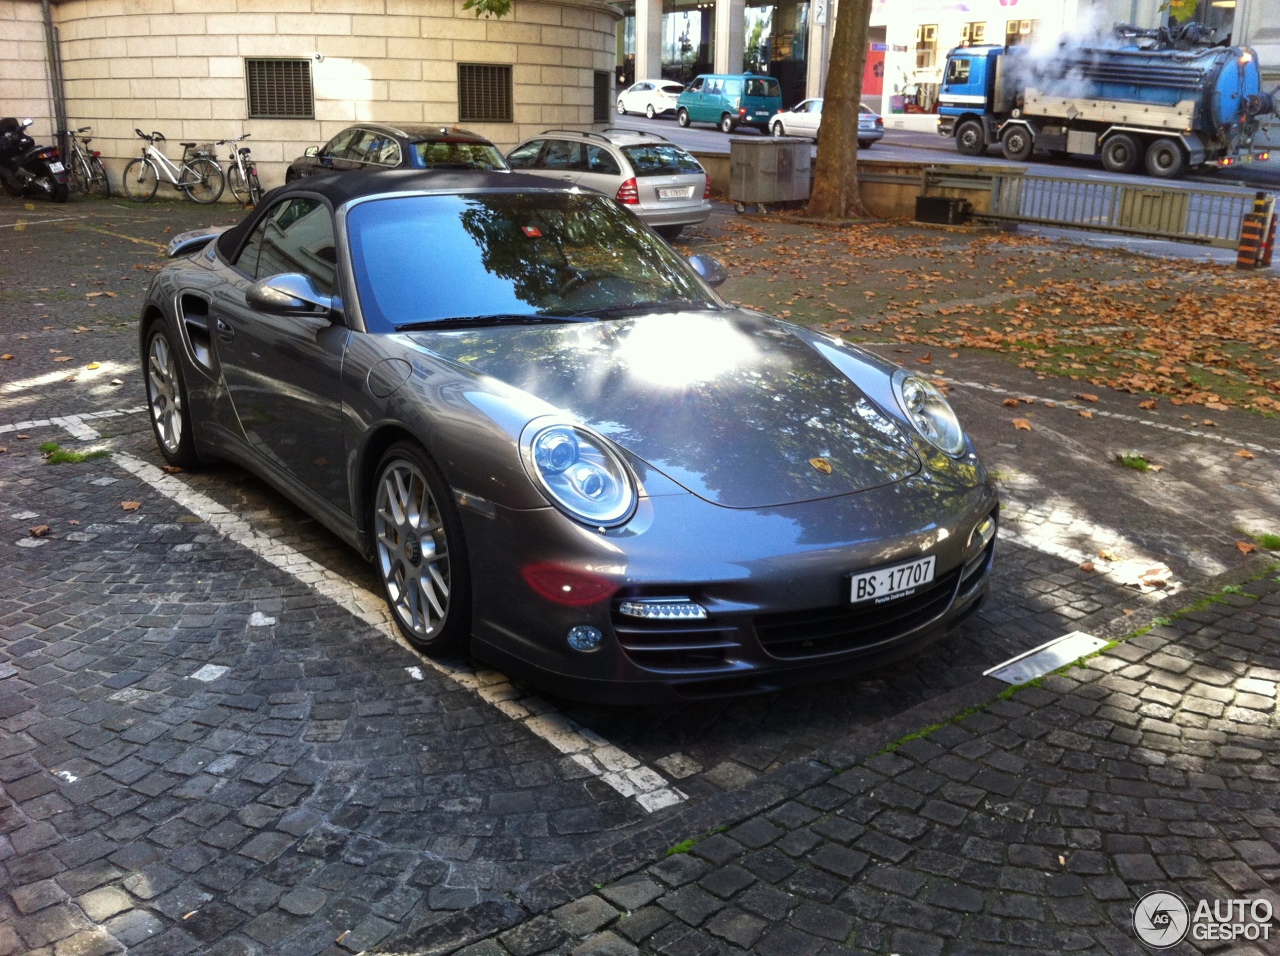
372;441;471;655
70;156;91;194
645;103;656;119
677;108;690;128
771;120;785;136
247;170;263;206
227;164;250;204
955;119;986;156
616;98;627;115
1144;137;1186;179
656;224;684;241
89;156;111;198
41;174;69;203
181;158;224;204
122;158;159;202
719;113;735;134
144;322;200;469
1101;133;1142;174
858;140;872;149
1000;125;1034;162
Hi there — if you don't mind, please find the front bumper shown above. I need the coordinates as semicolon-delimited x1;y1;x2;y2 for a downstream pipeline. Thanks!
462;473;999;704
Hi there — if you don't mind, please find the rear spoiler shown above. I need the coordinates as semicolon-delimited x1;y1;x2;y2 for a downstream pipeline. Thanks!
167;226;231;258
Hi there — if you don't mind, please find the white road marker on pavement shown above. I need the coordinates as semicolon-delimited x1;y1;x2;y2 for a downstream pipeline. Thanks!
190;664;231;682
984;631;1110;684
248;611;276;627
109;449;685;812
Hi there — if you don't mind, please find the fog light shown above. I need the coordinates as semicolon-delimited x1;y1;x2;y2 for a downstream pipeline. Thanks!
567;625;603;651
969;515;996;552
618;598;708;620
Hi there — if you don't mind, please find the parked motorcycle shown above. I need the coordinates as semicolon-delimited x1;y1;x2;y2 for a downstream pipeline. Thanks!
0;118;70;203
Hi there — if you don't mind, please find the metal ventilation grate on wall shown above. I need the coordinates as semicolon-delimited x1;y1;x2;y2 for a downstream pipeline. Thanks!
245;59;314;119
593;70;611;124
458;64;513;123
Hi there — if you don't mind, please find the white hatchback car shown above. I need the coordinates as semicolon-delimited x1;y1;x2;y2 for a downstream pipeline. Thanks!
617;80;687;118
769;99;885;148
507;128;711;240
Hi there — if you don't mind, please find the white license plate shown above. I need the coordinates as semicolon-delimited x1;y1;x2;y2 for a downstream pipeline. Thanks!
755;110;770;116
850;555;936;605
48;162;64;173
657;186;693;200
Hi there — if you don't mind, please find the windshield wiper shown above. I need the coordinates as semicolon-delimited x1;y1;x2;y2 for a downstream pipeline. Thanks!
395;314;597;332
568;301;718;319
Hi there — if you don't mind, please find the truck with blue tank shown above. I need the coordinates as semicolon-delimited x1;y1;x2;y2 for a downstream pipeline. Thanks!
936;23;1275;178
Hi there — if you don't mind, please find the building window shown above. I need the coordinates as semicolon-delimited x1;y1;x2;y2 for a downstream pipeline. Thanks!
593;70;611;124
915;24;937;70
245;59;314;119
961;21;985;46
1005;19;1040;47
458;64;513;123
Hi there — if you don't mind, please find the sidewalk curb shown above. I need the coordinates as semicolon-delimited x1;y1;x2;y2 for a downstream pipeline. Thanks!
365;551;1278;956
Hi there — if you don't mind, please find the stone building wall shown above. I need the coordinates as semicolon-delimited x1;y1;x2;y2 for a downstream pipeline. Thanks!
1;1;55;138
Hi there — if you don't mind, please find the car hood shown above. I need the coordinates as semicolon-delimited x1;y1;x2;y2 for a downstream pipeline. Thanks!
412;310;921;508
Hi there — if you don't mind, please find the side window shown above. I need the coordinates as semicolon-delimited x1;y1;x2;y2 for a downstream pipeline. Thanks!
368;135;401;166
541;140;583;171
945;58;972;85
725;79;742;98
585;145;621;175
507;140;544;169
344;130;378;164
706;79;722;96
323;128;357;159
688;77;704;93
237;198;337;296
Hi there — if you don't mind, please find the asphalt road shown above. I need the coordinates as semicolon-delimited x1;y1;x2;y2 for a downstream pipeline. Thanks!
1;195;1277;955
612;112;1280;192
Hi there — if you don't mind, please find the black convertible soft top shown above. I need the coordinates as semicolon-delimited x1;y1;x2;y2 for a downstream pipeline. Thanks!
216;168;575;262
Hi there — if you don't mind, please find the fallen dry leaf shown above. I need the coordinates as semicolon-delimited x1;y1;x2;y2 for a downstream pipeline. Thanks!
1078;409;1094;419
1099;549;1117;561
120;501;141;511
1002;398;1021;407
1079;561;1095;572
1236;449;1255;459
1076;393;1099;403
1012;418;1032;431
1236;541;1257;554
67;520;79;525
29;525;50;537
917;353;932;364
53;356;72;363
1;353;12;361
161;465;184;474
1138;399;1157;410
85;291;105;299
1202;419;1217;427
86;362;101;370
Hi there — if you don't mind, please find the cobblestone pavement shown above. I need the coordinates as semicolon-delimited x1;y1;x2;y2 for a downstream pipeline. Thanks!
1;195;1278;955
377;575;1280;956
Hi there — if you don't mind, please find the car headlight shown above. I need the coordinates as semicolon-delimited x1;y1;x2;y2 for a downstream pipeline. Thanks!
522;421;637;526
892;370;967;457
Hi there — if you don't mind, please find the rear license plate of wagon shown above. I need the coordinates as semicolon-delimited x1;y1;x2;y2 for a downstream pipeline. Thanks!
657;186;694;200
850;555;935;605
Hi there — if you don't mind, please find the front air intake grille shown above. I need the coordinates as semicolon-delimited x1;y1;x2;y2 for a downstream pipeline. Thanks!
611;615;741;672
754;569;961;660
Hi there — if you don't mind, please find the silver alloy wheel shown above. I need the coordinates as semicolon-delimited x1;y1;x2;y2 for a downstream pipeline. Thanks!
375;459;450;640
147;332;183;454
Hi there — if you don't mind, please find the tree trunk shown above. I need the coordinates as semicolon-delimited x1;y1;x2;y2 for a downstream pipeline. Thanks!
806;0;875;219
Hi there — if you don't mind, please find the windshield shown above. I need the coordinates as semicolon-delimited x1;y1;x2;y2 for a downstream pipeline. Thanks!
347;192;720;331
412;140;508;171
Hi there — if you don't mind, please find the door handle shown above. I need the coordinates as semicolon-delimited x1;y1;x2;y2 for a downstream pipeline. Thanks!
216;319;235;342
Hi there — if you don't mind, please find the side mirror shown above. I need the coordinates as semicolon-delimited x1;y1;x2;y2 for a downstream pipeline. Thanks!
686;254;728;288
304;146;319;157
246;273;334;316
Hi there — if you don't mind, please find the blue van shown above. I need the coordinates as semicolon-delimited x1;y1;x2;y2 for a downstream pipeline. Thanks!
676;73;784;134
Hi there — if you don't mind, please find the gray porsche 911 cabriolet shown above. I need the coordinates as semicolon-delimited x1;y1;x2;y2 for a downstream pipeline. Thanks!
141;169;997;704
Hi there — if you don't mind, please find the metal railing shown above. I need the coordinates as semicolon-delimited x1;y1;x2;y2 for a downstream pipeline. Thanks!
922;166;1269;249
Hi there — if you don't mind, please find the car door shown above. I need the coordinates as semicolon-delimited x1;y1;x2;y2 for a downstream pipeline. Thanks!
681;76;706;120
506;139;545;170
535;139;584;183
306;128;357;176
623;82;648;112
790;100;819;137
577;144;622;197
335;128;378;171
214;196;350;512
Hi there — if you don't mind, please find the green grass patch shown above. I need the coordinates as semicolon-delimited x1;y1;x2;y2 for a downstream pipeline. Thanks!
1253;533;1280;551
39;441;110;465
1116;453;1150;472
666;825;728;857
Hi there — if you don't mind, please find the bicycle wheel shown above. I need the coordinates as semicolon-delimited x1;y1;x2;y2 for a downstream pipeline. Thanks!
122;158;159;202
227;164;249;204
181;158;224;204
69;154;91;194
248;170;263;206
90;156;111;198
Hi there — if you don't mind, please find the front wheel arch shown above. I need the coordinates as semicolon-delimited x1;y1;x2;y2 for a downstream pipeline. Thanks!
354;424;425;555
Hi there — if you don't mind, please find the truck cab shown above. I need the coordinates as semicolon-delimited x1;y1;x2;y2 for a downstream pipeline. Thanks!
936;46;1004;156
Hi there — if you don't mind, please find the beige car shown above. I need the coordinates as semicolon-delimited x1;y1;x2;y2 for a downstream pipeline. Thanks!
506;128;711;240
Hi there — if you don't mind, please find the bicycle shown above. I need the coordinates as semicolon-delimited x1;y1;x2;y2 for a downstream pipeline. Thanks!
217;133;263;206
122;129;224;204
58;126;110;198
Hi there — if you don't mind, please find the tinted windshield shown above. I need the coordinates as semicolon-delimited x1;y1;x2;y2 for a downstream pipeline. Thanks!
621;144;703;177
347;193;719;331
412;140;508;170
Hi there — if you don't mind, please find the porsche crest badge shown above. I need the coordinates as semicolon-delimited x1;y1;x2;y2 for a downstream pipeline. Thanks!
809;456;833;475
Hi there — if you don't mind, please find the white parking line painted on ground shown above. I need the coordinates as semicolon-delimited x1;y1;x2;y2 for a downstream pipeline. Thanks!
0;215;84;230
100;446;685;813
943;378;1280;457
